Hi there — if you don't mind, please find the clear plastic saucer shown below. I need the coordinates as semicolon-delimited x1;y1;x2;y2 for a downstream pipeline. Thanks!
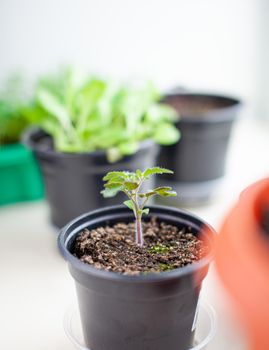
63;301;217;350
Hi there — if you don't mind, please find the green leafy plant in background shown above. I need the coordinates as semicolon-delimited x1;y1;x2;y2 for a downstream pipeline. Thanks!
0;74;30;144
23;68;180;162
102;167;177;246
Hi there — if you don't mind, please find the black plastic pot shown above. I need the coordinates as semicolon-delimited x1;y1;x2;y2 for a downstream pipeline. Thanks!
58;205;215;350
23;129;158;228
157;93;241;204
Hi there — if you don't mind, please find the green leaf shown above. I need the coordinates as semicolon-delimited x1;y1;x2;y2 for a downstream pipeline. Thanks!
107;147;122;163
124;200;134;210
142;208;149;215
77;79;107;130
153;123;180;145
124;181;139;191
103;171;129;181
151;186;177;197
143;191;157;198
152;186;173;194
158;190;177;197
143;167;174;178
37;88;71;130
91;127;127;149
136;169;142;178
104;182;123;189
101;186;122;198
145;104;178;123
26;70;181;160
149;244;170;254
118;140;139;156
106;177;125;185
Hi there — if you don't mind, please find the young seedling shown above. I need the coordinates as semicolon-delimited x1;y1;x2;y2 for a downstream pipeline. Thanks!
101;167;177;247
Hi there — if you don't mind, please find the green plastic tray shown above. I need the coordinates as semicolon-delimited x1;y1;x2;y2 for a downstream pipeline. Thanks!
0;143;44;205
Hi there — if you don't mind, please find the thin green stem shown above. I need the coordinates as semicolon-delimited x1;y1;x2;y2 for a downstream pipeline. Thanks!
126;181;144;247
141;196;149;209
135;213;143;247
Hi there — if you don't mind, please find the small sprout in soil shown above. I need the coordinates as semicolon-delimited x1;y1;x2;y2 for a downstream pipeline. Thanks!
101;167;177;247
149;243;171;254
159;263;175;272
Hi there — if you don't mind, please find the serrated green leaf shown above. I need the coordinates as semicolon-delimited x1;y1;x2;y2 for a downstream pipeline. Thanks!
124;200;134;210
124;181;139;190
104;182;123;189
153;186;173;193
141;186;177;199
101;186;122;198
103;171;129;181
143;167;174;178
158;190;177;197
106;177;125;184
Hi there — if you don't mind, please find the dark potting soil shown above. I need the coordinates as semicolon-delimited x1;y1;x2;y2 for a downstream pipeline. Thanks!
72;218;207;275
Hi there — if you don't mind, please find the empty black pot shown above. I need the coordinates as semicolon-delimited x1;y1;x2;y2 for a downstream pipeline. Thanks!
58;205;215;350
23;129;158;228
157;93;241;204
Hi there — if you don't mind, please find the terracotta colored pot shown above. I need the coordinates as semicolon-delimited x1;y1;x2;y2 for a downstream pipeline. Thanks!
215;178;269;350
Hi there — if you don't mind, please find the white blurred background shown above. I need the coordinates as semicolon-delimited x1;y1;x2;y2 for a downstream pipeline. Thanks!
0;0;265;119
1;2;269;350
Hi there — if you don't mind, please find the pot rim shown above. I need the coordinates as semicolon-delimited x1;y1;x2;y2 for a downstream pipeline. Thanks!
58;204;216;283
22;128;155;159
164;92;241;123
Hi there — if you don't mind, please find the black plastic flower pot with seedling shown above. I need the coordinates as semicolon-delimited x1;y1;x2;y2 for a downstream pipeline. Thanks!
157;92;241;204
58;168;215;350
22;70;180;227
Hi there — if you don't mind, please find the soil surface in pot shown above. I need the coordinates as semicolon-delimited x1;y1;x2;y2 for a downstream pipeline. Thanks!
72;218;207;275
165;95;235;117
